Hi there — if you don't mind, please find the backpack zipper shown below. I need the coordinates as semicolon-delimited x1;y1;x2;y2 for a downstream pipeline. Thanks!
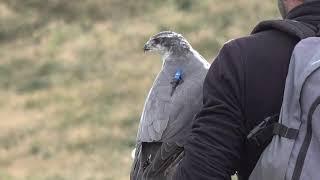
291;96;320;180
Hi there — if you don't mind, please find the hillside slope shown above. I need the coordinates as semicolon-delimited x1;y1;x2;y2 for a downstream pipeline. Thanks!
0;1;278;179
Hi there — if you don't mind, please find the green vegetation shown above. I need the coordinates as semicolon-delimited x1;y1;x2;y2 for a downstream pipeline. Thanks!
0;1;278;179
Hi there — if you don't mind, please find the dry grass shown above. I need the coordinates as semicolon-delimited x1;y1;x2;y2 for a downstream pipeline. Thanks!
0;1;278;179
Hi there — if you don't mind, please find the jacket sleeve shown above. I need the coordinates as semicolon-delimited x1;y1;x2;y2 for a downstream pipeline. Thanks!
174;40;247;180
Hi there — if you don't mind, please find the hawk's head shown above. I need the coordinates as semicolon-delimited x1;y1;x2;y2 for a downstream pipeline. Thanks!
143;31;191;56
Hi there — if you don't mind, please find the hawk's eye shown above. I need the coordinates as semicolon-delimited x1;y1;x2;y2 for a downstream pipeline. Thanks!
153;38;161;44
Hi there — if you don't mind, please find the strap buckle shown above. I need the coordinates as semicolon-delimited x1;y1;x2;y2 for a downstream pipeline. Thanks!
272;123;299;140
247;114;299;147
247;115;279;146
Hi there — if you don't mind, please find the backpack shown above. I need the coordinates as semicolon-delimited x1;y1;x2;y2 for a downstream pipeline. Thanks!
247;20;320;180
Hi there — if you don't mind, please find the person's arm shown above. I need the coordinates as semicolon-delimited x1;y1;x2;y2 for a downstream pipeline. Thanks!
174;40;247;180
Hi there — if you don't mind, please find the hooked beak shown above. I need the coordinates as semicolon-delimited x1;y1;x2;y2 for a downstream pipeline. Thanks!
143;44;151;53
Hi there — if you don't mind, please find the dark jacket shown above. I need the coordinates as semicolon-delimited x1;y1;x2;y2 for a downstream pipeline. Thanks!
174;2;320;180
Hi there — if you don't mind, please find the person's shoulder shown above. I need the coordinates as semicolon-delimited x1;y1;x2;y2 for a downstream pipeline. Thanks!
228;29;298;52
211;28;299;71
214;28;299;73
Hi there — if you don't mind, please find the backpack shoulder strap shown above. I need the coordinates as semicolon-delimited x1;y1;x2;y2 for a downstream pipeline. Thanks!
247;20;318;147
252;19;317;39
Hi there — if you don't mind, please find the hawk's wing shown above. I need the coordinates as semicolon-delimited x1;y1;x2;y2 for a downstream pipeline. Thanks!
132;52;209;180
142;141;184;180
160;79;204;142
136;73;173;142
136;64;207;143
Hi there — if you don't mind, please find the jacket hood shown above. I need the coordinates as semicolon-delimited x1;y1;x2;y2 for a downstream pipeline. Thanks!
287;1;320;27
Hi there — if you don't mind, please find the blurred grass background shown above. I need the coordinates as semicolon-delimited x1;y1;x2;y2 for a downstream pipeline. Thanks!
0;1;278;180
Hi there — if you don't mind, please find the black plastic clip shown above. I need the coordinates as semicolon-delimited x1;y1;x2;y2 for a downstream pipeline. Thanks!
247;114;279;147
